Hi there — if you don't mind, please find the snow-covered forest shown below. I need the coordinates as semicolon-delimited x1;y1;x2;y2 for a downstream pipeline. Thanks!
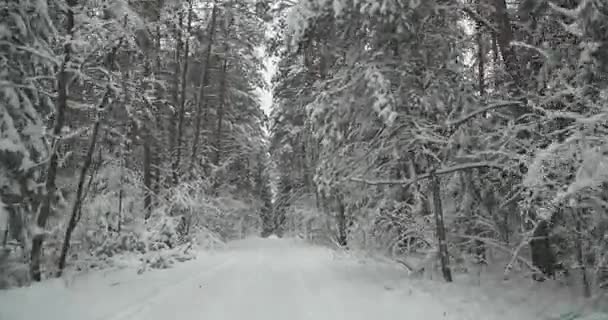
1;0;608;318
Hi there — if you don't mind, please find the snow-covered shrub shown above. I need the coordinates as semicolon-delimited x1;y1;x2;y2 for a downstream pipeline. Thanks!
24;166;213;277
0;247;29;289
1;151;265;287
137;241;196;274
371;199;435;258
522;136;608;291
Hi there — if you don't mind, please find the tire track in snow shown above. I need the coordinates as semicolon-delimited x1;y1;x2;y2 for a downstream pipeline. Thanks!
99;255;236;320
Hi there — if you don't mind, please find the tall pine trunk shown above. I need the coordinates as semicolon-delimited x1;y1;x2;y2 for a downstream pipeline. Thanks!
117;48;133;234
30;0;77;281
57;91;110;276
575;208;591;297
190;2;218;173
213;57;229;166
492;0;518;80
476;0;485;97
143;132;152;219
335;196;347;247
173;0;193;184
154;3;164;191
492;0;528;117
169;7;182;184
56;34;124;276
431;170;452;282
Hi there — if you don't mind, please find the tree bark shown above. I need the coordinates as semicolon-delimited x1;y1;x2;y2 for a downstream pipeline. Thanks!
530;219;556;280
173;2;193;184
56;31;124;276
335;196;347;247
169;6;182;183
477;0;486;97
143;133;152;220
492;0;519;81
117;47;132;234
57;90;110;276
431;170;452;282
492;0;528;116
30;0;77;282
575;208;591;297
213;57;229;166
142;48;154;220
190;2;219;173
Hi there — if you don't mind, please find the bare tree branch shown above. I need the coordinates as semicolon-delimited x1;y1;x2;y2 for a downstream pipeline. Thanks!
446;100;524;127
454;234;541;276
350;162;507;187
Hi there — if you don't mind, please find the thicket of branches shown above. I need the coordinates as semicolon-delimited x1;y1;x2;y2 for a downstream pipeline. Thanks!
2;0;608;306
270;0;608;299
0;0;273;287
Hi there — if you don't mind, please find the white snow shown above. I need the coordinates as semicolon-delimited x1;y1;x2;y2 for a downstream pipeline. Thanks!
0;237;589;320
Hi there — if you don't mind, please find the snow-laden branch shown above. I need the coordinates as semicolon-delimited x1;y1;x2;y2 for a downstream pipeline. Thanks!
454;234;541;276
446;100;524;127
510;41;552;60
0;41;60;65
350;162;507;187
548;0;592;18
458;5;498;34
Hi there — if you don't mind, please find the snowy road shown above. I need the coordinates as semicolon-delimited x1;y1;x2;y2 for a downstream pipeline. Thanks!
0;237;566;320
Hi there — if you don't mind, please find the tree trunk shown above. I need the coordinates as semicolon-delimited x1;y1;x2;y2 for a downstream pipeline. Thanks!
492;0;527;116
190;2;218;173
477;0;486;97
575;208;591;297
431;171;452;282
141;48;154;220
464;170;487;264
336;196;347;247
57;90;110;277
154;6;163;192
143;134;152;220
492;0;519;80
213;57;229;166
56;32;124;276
118;129;131;234
30;0;76;282
117;46;132;235
169;7;182;183
173;2;193;184
530;218;556;280
117;188;123;233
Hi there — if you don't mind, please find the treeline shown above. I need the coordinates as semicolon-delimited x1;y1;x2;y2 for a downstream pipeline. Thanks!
1;0;273;286
270;0;608;298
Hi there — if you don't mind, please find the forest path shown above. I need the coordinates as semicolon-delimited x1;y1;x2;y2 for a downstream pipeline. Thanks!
0;237;564;320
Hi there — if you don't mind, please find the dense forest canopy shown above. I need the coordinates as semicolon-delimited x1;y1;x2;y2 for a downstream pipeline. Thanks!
1;0;607;305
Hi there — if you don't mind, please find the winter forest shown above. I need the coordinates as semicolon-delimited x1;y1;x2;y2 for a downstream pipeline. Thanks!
1;0;608;319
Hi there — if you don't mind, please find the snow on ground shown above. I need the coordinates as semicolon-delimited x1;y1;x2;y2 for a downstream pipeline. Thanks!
0;237;590;320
